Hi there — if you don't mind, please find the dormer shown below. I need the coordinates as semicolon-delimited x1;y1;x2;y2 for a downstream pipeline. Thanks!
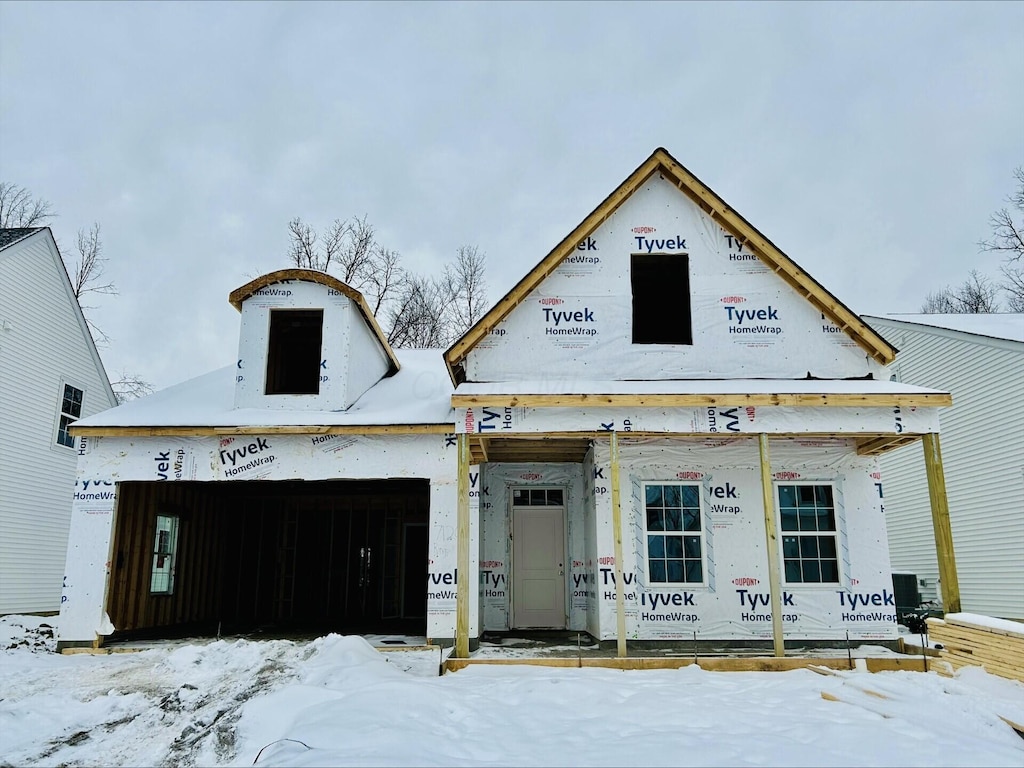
229;269;399;411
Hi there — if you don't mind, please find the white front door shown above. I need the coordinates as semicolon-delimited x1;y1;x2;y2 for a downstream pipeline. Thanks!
511;488;566;629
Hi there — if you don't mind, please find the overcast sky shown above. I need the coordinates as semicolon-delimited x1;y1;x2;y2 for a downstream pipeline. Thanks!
2;1;1022;391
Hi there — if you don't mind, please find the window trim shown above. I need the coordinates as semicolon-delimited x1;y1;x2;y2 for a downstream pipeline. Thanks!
775;481;843;587
53;380;85;449
639;481;708;587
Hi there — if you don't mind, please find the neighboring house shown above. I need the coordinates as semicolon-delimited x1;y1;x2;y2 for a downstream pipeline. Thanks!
0;227;118;615
863;313;1024;620
58;149;956;657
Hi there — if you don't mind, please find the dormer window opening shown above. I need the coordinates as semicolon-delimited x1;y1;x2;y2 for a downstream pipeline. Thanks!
265;309;324;395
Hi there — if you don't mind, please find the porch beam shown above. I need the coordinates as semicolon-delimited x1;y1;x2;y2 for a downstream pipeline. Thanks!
451;393;950;408
758;433;785;657
455;433;471;658
922;433;961;613
609;432;628;658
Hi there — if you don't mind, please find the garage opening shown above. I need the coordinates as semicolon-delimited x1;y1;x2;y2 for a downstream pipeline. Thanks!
105;479;429;640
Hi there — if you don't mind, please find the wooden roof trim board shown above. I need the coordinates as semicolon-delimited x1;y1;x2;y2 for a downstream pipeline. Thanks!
443;147;898;382
451;392;952;408
69;424;453;437
228;268;400;374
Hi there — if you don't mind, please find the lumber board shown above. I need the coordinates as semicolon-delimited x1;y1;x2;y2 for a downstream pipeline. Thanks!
943;614;1024;640
449;392;950;408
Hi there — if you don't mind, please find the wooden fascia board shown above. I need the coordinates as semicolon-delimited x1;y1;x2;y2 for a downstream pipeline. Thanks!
228;268;400;374
70;423;453;437
451;392;952;408
443;154;665;382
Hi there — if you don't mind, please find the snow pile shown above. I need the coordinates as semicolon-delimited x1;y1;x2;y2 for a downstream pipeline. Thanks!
0;614;56;652
1;619;1022;767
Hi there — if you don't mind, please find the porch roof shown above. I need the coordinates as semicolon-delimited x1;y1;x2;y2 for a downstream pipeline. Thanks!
72;348;455;437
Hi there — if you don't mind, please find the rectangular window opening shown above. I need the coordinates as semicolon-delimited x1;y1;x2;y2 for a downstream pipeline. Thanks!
265;309;324;395
631;253;692;345
777;483;839;584
150;514;180;595
643;482;704;584
56;383;84;448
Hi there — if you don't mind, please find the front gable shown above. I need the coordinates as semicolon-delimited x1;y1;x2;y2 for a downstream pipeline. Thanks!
447;149;895;384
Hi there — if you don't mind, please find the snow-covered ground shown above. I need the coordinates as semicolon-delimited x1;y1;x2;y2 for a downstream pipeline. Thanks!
2;615;1023;767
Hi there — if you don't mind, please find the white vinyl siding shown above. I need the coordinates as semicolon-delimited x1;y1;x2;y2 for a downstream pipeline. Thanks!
870;318;1024;619
0;231;117;614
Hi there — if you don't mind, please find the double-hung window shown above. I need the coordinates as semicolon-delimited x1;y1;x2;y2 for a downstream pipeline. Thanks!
778;484;839;583
56;384;84;448
643;483;704;584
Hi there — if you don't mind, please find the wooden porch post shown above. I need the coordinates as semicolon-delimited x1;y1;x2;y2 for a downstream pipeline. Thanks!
922;433;961;613
758;434;785;657
455;433;471;658
609;432;628;658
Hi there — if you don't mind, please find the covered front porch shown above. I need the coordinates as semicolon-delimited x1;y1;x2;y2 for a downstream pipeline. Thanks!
448;382;958;660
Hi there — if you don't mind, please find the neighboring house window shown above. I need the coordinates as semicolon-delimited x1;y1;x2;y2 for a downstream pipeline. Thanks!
778;484;840;583
631;253;692;344
56;383;84;448
643;483;704;583
265;309;324;395
150;514;180;594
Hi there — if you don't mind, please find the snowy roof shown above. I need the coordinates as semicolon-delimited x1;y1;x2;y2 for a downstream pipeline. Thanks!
864;313;1024;344
454;378;948;397
76;348;454;429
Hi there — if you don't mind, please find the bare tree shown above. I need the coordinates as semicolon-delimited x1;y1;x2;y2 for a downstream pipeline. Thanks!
0;182;54;227
443;245;488;333
979;167;1024;263
285;216;488;348
921;270;1001;313
1000;262;1024;311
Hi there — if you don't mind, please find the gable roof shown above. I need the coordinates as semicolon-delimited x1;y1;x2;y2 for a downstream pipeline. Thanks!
444;147;898;383
228;268;401;375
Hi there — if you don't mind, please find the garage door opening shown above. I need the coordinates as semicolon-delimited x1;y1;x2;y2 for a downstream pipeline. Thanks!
105;479;430;640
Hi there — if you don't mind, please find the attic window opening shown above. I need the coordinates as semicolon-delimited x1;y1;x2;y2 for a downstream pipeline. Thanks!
265;309;324;395
631;253;692;345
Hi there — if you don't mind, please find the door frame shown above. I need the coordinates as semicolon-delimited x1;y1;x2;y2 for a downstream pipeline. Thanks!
509;485;569;629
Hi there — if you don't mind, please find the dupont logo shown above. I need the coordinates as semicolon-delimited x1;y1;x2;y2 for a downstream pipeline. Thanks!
538;297;564;306
676;471;705;480
870;472;882;480
732;577;760;586
745;406;756;421
773;472;801;480
519;472;541;480
632;225;656;234
720;296;746;304
598;556;615;565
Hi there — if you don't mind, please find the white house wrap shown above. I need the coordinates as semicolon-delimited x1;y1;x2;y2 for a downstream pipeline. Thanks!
59;149;956;656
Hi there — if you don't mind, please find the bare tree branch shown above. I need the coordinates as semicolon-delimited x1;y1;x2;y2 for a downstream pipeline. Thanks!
999;262;1024;312
978;167;1024;262
921;269;1001;313
0;182;55;227
110;372;155;404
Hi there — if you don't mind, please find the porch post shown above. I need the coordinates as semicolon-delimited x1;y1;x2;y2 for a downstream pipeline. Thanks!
922;433;961;613
455;433;471;658
758;434;785;657
609;432;628;658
